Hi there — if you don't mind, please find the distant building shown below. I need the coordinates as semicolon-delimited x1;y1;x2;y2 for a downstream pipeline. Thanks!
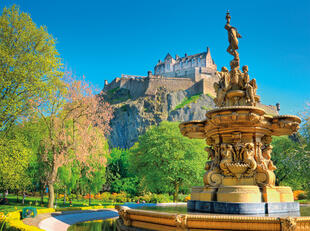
103;47;219;99
154;47;217;81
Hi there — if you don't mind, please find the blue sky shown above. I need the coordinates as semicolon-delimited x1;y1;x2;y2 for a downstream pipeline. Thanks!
1;0;310;115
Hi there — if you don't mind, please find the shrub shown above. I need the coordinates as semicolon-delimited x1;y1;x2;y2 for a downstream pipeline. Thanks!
101;192;111;202
293;190;306;200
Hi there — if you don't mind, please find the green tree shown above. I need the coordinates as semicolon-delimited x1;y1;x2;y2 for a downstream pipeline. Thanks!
0;5;62;132
129;121;207;202
56;162;80;204
106;148;140;195
272;135;310;189
31;74;112;208
0;136;31;197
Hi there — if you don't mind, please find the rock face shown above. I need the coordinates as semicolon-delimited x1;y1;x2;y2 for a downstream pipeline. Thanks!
102;88;278;149
103;88;215;149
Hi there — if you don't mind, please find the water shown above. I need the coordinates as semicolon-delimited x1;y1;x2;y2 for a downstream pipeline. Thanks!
67;219;117;231
68;205;310;231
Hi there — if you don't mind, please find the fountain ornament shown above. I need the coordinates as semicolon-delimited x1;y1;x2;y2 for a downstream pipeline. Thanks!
179;11;301;215
116;12;310;231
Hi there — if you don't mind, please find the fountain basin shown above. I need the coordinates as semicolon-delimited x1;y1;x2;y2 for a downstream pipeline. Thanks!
116;205;310;231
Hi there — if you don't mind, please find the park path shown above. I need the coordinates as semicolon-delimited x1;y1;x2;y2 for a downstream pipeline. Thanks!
37;209;118;231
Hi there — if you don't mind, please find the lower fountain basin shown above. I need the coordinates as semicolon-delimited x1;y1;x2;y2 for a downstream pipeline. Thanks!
116;204;310;231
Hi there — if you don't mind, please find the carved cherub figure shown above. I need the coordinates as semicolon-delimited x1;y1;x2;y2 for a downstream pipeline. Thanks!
262;145;277;171
242;143;257;175
220;144;233;175
242;65;257;105
229;61;242;90
214;67;230;107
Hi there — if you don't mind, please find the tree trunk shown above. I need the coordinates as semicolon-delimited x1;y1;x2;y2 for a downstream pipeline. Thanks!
3;190;6;199
47;160;58;208
173;182;179;202
22;191;25;205
47;182;55;208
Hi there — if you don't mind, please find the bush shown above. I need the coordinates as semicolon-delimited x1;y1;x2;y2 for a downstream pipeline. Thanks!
293;190;306;200
298;193;308;200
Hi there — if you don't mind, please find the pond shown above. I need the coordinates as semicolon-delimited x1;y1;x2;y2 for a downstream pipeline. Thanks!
67;219;117;231
68;205;310;231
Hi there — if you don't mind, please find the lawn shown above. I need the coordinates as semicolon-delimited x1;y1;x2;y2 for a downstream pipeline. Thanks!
0;194;115;214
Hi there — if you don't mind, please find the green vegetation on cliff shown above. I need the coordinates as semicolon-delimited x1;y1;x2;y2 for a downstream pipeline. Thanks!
173;93;202;110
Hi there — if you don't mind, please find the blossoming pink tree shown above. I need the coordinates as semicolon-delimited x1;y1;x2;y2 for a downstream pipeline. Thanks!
31;72;113;208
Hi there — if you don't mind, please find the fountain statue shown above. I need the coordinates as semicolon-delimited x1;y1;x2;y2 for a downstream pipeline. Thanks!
116;12;310;231
179;11;301;214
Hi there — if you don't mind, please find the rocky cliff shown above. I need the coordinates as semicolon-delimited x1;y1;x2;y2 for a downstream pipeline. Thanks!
101;87;278;149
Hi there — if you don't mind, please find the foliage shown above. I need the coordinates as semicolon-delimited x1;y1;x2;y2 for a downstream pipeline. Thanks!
0;136;31;193
272;135;310;189
0;5;63;132
106;148;141;195
30;72;113;207
173;94;201;110
129;121;207;201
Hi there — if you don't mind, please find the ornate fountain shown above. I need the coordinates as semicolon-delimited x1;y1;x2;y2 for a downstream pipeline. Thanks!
179;11;301;214
116;12;310;231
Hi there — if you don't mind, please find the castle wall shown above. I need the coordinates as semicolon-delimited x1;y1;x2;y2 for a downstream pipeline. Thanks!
202;75;218;96
144;77;196;96
103;78;122;92
119;78;149;99
104;74;219;99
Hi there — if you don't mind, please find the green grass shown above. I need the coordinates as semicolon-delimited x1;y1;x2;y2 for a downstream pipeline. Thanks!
0;194;115;214
107;87;120;95
206;93;215;99
173;94;201;111
298;199;310;204
201;106;212;111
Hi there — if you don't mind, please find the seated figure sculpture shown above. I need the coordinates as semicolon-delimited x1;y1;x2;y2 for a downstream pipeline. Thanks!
214;64;259;107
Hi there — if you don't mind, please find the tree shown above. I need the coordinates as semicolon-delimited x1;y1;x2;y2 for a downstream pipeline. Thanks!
106;148;140;195
0;135;31;197
272;135;310;189
31;73;113;208
56;162;80;204
129;121;207;201
0;5;62;132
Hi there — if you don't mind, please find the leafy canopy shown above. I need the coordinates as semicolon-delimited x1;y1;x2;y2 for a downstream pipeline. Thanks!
129;121;207;199
0;5;63;132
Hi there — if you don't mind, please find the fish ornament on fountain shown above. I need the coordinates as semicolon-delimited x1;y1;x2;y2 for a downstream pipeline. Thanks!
179;11;302;214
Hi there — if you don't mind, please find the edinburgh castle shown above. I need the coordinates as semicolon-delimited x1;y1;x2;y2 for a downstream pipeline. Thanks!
103;47;219;98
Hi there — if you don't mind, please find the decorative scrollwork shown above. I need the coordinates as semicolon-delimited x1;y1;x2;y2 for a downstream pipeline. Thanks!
175;214;188;230
280;217;297;231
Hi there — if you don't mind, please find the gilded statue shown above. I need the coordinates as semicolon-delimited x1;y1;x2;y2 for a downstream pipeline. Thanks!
262;145;277;171
242;65;257;105
219;144;233;175
225;11;242;61
214;67;229;106
242;143;257;175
